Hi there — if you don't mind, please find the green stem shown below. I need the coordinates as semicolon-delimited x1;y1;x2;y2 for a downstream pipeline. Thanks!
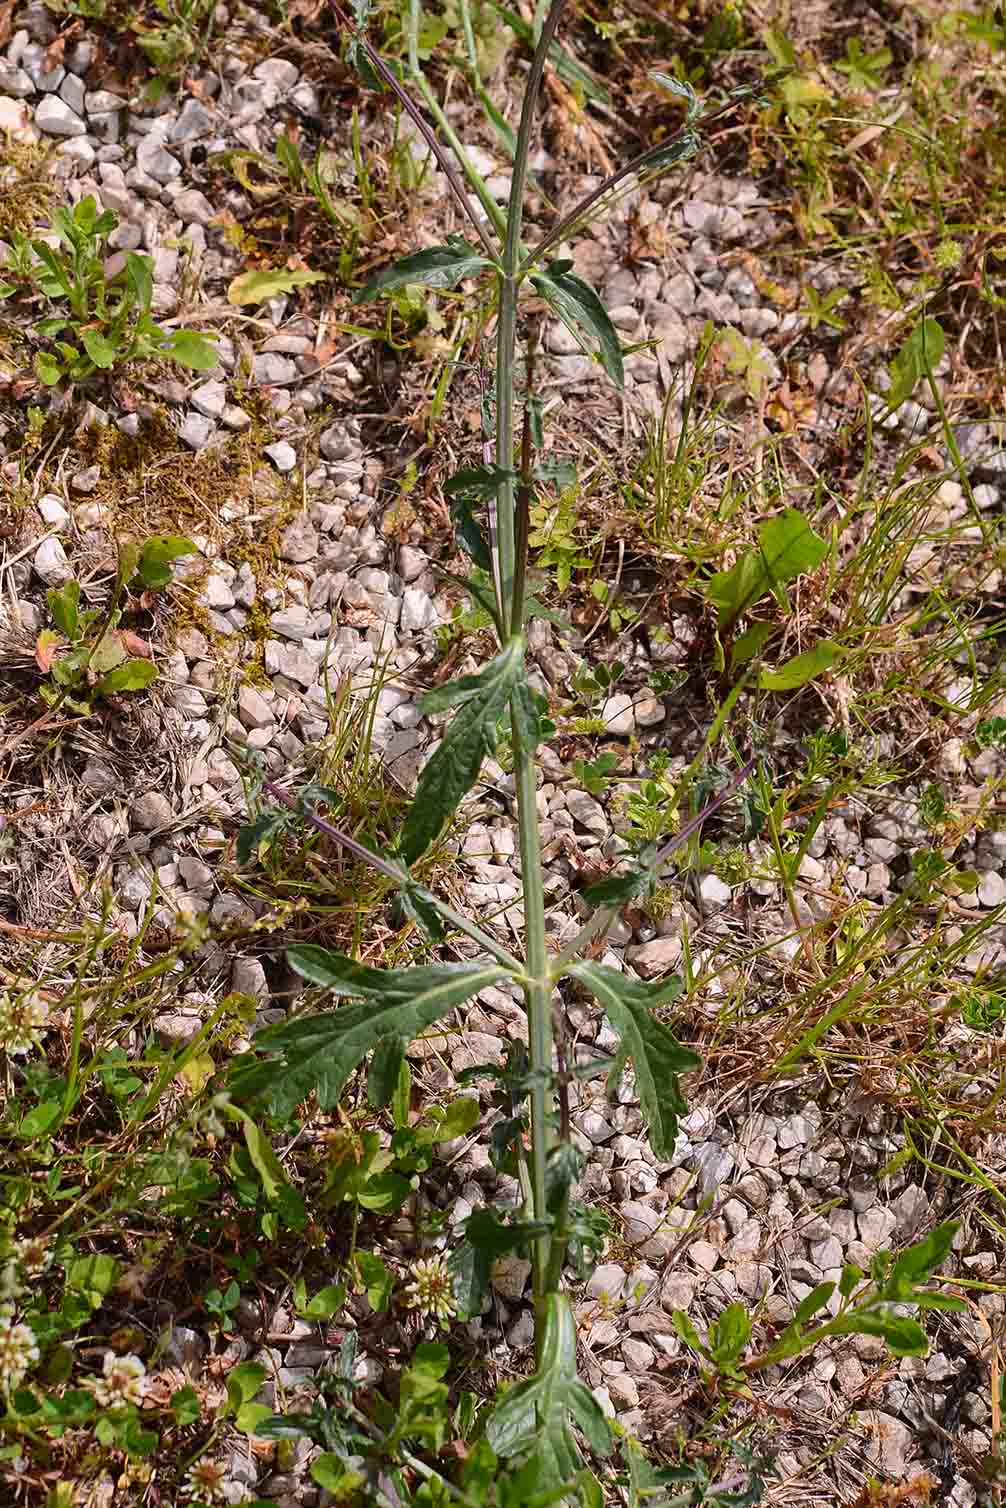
407;0;508;243
496;0;571;1334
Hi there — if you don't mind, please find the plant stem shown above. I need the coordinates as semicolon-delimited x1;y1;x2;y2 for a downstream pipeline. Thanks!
495;0;570;1336
407;0;508;243
262;781;523;973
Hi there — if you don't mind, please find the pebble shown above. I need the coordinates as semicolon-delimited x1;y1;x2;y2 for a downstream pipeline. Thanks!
35;95;85;136
602;692;635;735
133;792;174;832
180;413;215;451
265;440;297;473
279;518;318;564
33;536;72;585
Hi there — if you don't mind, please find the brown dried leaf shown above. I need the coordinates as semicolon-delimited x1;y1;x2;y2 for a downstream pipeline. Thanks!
35;630;62;673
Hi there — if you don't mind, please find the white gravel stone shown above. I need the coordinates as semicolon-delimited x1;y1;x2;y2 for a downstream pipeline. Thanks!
270;606;314;640
133;791;174;831
264;440;297;473
237;685;275;730
857;1410;913;1479
35;94;86;137
33;536;72;584
586;1263;627;1301
633;694;665;727
698;873;732;908
978;870;1006;907
37;494;69;529
602;692;635;735
173;188;215;224
400;587;438;633
180;413;214;451
565;789;608;836
626;936;682;979
191;381;226;418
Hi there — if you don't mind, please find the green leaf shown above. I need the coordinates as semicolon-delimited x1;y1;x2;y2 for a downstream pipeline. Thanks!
226;1362;267;1412
671;1309;709;1358
236;1402;273;1435
705;508;828;627
886;317;944;407
485;1;610;104
791;1282;836;1326
170;1384;200;1426
66;1254;119;1301
241;1117;291;1201
312;1454;355;1492
229;949;508;1118
79;327;119;370
356;1170;412;1212
159;329;220;371
353;238;496;302
831;1309;928;1357
545;1142;583;1213
298;1283;346;1319
533;457;578;488
445;465;517;500
136;534;196;590
448;494;491;571
396;881;447;943
580;862;657;910
36;351;64;386
425;1095;480;1142
125;252;153;314
730;620;773;669
355;1251;393;1312
566;963;698;1159
47;581;80;639
96;660;158;695
651;71;699;113
759;640;842;690
401;638;527;864
487;1294;611;1486
368;1035;404;1110
885;1221;958;1298
531;264;624;389
227;266;327;305
450;1209;550;1320
708;1302;752;1365
18;1099;62;1138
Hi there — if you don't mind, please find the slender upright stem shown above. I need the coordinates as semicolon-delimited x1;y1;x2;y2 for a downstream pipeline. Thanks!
493;0;572;1336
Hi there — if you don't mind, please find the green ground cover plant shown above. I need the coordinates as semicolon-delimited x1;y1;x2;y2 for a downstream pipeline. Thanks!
213;3;967;1501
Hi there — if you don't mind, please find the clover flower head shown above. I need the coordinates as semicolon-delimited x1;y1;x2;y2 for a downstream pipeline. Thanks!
403;1255;456;1324
13;1234;51;1278
84;1351;146;1409
0;990;49;1056
183;1459;230;1503
0;1311;39;1391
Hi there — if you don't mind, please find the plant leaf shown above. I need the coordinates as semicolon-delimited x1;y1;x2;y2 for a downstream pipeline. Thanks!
96;660;158;695
886;317;944;408
227;267;326;306
759;640;842;690
355;1252;393;1312
159;329;220;370
353;238;496;303
531;264;624;389
228;949;508;1118
487;1293;611;1484
401;638;526;864
566;963;699;1159
445;465;517;500
367;1035;404;1111
79;328;119;370
705;508;828;627
135;534;196;590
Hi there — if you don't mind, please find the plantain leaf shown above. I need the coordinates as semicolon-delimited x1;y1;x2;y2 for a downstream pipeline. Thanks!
886;317;944;408
228;948;508;1118
704;508;827;628
227;266;326;305
401;638;527;864
353;237;496;303
759;640;842;690
531;263;624;389
487;1293;611;1484
566;963;699;1159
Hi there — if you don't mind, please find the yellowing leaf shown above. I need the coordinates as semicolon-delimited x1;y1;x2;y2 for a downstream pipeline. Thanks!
227;266;327;305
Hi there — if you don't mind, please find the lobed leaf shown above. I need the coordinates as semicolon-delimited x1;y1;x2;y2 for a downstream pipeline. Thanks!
228;949;508;1118
353;238;497;303
566;963;698;1159
487;1294;611;1485
401;638;527;864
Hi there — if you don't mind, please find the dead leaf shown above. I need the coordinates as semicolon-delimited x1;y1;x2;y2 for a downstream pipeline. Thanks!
116;630;154;659
0;0;14;47
35;630;63;673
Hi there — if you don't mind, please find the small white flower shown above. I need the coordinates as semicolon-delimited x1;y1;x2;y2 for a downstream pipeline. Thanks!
13;1235;51;1278
183;1459;230;1503
403;1255;456;1323
0;991;49;1056
0;1312;39;1391
84;1351;146;1408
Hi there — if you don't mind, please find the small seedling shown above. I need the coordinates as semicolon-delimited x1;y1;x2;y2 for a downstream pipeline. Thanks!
1;197;217;389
